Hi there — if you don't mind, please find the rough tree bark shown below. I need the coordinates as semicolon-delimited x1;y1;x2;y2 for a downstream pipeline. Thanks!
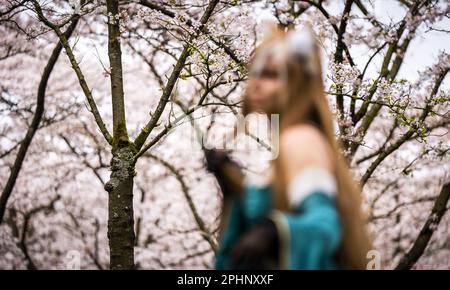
104;146;136;269
103;0;135;270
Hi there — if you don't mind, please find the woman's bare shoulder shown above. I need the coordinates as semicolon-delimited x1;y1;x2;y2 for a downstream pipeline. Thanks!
279;124;334;174
280;123;325;142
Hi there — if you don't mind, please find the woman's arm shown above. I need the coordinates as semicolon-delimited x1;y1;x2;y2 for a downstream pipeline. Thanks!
228;124;342;269
271;191;341;269
214;196;245;269
273;124;341;269
204;149;247;269
204;149;244;200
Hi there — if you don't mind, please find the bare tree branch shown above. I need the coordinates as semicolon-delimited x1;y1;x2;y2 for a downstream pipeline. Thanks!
31;0;113;145
145;153;217;251
395;182;450;270
0;15;79;224
133;0;220;150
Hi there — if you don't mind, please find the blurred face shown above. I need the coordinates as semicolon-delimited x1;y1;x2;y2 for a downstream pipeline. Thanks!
245;56;285;115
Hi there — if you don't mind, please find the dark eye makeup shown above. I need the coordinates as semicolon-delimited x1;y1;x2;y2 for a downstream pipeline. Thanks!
251;68;279;79
262;69;279;79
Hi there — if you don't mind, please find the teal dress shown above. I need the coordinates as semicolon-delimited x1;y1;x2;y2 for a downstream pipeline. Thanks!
214;183;342;270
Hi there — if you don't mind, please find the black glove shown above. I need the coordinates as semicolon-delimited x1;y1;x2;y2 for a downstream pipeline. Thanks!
204;149;240;198
229;217;279;269
203;148;232;174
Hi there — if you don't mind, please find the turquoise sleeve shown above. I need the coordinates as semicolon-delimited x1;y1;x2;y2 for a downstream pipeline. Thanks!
272;191;342;269
241;184;272;227
214;184;272;269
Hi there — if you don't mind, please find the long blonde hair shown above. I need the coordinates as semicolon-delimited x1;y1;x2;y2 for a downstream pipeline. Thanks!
243;26;372;269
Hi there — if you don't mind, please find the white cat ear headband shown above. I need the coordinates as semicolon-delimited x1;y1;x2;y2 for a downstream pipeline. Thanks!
286;29;318;76
251;29;319;78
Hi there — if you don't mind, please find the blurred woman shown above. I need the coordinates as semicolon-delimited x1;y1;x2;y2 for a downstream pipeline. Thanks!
206;25;372;270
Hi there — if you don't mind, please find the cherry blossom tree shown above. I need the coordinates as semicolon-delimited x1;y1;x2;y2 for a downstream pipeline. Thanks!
0;0;448;269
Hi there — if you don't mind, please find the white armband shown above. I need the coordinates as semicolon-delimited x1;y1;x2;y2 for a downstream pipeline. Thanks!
287;167;337;209
243;171;271;188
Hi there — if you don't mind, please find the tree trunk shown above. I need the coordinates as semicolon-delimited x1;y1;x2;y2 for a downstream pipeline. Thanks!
104;146;136;269
105;0;134;269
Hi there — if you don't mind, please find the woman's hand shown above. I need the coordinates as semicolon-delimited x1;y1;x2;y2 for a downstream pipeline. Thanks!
229;217;279;269
204;149;244;198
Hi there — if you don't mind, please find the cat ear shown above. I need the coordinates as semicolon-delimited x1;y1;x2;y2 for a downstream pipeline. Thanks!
286;28;319;76
286;29;315;57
